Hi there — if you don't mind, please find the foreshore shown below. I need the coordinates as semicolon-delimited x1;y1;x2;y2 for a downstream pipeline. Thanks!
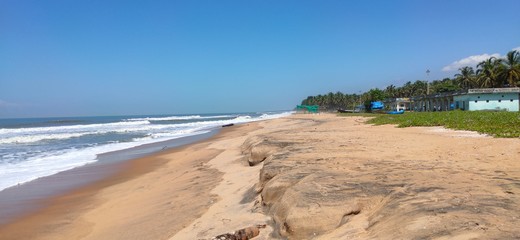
1;114;520;239
0;123;259;240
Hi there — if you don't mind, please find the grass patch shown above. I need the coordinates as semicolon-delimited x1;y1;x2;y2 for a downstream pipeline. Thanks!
340;111;520;138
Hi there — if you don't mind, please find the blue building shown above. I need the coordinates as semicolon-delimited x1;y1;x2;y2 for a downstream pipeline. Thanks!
411;88;520;112
453;88;520;111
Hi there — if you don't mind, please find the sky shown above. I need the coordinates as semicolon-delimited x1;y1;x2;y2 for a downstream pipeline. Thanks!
1;0;519;118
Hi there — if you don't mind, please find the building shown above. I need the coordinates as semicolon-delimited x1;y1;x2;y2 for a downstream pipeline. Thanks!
453;88;520;111
296;105;319;113
410;88;520;112
411;92;458;112
384;98;412;111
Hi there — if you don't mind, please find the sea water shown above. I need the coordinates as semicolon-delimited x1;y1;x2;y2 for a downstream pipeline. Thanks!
0;111;292;192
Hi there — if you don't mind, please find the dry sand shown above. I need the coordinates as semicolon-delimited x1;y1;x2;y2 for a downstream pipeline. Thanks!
1;114;519;240
239;114;520;239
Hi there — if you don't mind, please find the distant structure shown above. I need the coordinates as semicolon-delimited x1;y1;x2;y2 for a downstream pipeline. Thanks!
411;91;459;112
408;88;520;112
296;105;319;113
384;98;412;112
370;101;384;110
453;88;520;112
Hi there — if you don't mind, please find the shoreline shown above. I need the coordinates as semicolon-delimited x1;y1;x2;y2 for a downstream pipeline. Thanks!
0;122;260;240
0;129;219;226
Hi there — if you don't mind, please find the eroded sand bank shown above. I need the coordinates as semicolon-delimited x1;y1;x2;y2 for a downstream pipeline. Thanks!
176;114;520;239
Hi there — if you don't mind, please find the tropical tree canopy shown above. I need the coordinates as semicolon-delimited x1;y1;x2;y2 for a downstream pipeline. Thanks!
300;50;520;111
454;66;477;89
501;50;520;87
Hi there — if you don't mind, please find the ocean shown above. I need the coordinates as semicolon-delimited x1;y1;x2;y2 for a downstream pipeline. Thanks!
0;111;292;193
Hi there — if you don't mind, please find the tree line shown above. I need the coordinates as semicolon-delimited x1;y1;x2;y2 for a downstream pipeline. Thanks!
301;50;520;111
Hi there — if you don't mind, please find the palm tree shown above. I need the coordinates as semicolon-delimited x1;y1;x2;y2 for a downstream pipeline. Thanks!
385;85;397;98
326;92;334;110
314;94;323;107
401;81;413;97
501;50;520;87
454;66;476;89
412;80;427;96
410;80;425;96
334;91;344;109
476;57;503;88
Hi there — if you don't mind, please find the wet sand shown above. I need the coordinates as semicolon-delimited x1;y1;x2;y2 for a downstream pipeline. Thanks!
0;123;259;240
0;130;218;226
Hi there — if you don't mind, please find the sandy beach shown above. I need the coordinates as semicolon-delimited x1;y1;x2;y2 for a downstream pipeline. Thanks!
0;124;255;240
1;114;520;239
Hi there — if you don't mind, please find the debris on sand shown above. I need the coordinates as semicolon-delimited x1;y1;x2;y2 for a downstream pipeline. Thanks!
211;224;266;240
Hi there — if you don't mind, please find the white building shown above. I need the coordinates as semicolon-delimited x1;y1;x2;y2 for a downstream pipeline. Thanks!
385;98;412;111
453;88;520;111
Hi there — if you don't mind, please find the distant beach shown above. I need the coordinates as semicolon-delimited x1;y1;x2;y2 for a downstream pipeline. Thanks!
1;113;519;239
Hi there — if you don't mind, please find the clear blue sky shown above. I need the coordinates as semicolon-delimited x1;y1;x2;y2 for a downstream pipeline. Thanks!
1;0;519;118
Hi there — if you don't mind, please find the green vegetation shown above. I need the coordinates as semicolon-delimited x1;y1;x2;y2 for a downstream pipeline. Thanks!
308;51;520;137
301;50;520;111
340;111;520;138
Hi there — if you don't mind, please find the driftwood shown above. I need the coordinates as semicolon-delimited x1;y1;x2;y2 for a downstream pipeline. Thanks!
211;224;266;240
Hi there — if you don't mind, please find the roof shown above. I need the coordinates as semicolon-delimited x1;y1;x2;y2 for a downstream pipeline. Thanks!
384;98;411;103
467;88;520;94
410;88;520;101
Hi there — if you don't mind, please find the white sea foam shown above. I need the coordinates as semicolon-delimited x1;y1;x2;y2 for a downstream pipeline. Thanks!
0;120;151;135
0;116;244;145
0;120;158;145
0;128;212;191
0;112;292;145
258;111;294;119
126;115;234;121
0;147;98;191
0;132;87;144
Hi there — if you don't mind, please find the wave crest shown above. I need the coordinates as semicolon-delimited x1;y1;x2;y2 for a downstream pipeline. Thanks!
126;115;234;121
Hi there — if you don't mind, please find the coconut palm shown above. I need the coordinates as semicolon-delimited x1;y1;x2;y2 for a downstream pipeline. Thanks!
476;57;503;88
385;84;397;98
501;50;520;87
326;92;335;110
334;91;344;109
455;66;476;89
401;81;413;97
313;94;323;107
301;51;520;109
412;80;427;95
